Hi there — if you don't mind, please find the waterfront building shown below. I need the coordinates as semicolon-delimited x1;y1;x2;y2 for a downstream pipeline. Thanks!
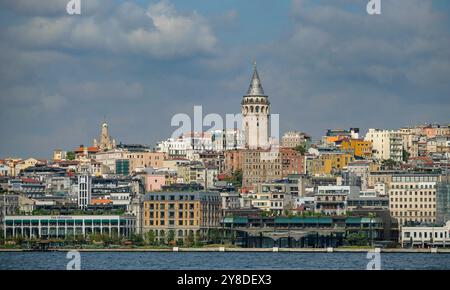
242;62;270;149
221;216;383;248
389;173;439;225
400;221;450;247
436;182;450;225
3;215;135;239
364;129;403;161
143;191;221;242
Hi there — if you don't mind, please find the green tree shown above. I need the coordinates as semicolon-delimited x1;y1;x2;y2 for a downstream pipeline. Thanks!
146;230;156;246
224;170;243;188
186;231;195;247
66;151;76;160
402;150;410;162
294;144;307;155
130;234;144;246
344;232;369;246
167;230;175;245
381;159;399;170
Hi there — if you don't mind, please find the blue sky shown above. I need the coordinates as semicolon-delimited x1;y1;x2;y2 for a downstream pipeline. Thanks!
0;0;449;158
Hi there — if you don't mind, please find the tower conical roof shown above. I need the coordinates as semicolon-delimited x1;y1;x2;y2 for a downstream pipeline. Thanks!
246;62;265;96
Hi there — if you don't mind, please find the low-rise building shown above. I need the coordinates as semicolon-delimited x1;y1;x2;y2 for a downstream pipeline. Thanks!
143;191;221;242
400;221;450;247
314;186;359;216
3;215;136;239
389;173;439;225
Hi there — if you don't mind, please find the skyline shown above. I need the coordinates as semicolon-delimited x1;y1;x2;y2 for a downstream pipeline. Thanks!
1;0;450;158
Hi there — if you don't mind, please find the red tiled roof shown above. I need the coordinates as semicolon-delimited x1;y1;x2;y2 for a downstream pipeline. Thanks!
74;146;99;153
21;178;40;184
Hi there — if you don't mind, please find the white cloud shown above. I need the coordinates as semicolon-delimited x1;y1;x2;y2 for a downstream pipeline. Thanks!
5;0;217;59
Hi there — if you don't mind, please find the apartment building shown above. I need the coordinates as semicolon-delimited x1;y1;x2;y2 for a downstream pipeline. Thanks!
142;191;221;242
365;129;403;161
389;173;439;225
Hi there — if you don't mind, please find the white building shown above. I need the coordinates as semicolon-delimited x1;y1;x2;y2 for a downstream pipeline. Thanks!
365;129;403;161
77;175;92;209
401;221;450;247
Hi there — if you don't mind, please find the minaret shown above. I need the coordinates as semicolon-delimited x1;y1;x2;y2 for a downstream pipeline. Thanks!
241;61;270;149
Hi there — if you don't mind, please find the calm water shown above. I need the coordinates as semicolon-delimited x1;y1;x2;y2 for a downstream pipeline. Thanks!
1;252;450;270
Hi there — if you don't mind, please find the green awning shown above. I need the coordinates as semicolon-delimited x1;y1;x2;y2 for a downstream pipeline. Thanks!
274;217;291;224
222;217;248;224
317;218;333;224
346;217;362;224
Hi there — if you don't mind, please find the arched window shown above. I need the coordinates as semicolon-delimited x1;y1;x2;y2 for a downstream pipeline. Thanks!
255;106;259;113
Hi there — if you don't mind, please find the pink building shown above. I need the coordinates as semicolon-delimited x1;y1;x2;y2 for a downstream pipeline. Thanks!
145;174;166;192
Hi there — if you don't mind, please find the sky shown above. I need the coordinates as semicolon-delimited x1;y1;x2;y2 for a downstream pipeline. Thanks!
0;0;449;158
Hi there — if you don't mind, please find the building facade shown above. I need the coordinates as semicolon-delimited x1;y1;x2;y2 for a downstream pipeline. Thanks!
4;215;135;239
389;173;439;225
365;129;403;161
143;192;221;242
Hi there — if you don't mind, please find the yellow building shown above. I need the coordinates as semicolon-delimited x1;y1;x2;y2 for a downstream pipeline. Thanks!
340;139;373;158
311;153;354;175
143;191;221;243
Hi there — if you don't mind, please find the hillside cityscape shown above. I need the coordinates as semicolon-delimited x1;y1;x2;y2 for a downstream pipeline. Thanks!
1;64;449;250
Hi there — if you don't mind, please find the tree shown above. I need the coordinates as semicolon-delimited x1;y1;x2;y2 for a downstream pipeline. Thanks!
224;170;243;188
294;144;306;155
344;232;369;246
146;230;156;246
381;159;399;170
402;150;410;162
186;231;195;247
130;234;144;246
167;230;175;245
66;151;76;161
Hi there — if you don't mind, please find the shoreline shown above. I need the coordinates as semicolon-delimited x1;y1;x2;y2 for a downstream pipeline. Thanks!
1;247;450;253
